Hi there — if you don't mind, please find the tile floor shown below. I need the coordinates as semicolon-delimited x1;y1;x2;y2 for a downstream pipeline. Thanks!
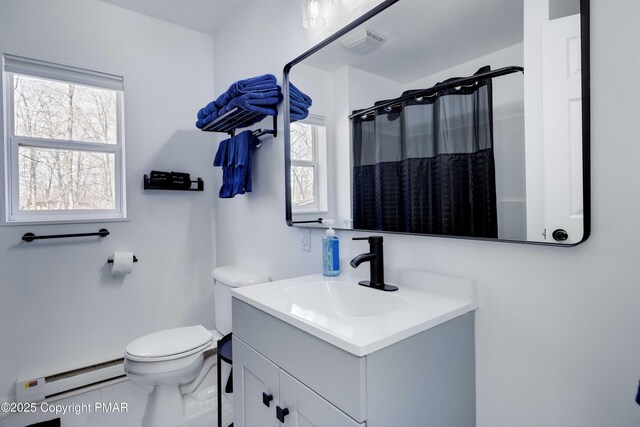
0;369;225;427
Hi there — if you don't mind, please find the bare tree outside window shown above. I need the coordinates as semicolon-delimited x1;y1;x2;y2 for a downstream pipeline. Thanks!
290;122;316;208
13;75;118;211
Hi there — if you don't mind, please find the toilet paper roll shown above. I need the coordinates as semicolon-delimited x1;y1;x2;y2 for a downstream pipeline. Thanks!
111;251;134;275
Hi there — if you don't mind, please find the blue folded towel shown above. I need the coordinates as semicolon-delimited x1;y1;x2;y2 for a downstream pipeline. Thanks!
290;82;312;106
289;83;313;122
198;80;312;127
288;82;312;122
213;74;278;111
198;100;217;120
213;130;260;198
218;87;282;114
219;89;283;118
196;109;220;129
290;103;309;122
196;76;283;129
197;75;278;119
231;74;277;96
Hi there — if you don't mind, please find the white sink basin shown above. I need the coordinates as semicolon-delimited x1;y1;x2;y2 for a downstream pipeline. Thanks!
232;268;477;356
282;281;408;318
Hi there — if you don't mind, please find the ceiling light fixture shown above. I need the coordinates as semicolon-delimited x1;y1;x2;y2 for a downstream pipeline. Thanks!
302;0;327;30
332;0;358;7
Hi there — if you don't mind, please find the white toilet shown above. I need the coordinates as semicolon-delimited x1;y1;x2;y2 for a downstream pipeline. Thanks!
124;266;270;427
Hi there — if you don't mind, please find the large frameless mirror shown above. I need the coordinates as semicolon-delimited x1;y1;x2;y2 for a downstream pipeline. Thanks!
284;0;590;245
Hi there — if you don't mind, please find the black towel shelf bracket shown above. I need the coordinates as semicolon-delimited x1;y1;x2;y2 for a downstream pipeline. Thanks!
201;107;277;139
22;228;110;242
143;175;204;191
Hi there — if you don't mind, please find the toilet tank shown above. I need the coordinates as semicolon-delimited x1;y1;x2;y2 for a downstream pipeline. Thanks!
211;265;270;336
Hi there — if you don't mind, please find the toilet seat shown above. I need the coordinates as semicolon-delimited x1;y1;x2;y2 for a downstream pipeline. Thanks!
126;340;213;362
126;325;213;362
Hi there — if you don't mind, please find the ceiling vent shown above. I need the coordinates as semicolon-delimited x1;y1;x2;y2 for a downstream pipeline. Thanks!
339;28;388;55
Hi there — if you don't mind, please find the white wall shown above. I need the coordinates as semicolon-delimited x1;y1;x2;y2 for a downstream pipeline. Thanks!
213;0;640;426
0;0;216;402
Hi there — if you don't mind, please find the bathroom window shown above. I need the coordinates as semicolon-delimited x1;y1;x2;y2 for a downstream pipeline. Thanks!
2;55;126;223
290;116;327;213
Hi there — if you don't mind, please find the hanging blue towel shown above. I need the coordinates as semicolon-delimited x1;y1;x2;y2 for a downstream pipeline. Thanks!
232;131;252;196
213;131;260;198
213;139;228;167
213;138;233;197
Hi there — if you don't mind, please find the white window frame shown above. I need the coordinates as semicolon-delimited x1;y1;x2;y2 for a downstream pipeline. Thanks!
290;115;327;214
2;54;127;224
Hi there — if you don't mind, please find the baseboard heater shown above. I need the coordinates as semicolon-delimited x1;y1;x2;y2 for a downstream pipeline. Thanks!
16;359;125;403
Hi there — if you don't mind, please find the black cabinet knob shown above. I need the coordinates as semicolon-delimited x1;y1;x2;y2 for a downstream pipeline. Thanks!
262;392;273;407
552;229;569;242
276;406;290;423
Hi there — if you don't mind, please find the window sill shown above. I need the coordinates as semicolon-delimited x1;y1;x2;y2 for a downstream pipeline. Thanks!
292;210;328;215
2;216;129;227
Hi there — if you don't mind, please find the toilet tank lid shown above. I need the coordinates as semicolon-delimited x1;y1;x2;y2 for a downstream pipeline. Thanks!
211;265;270;287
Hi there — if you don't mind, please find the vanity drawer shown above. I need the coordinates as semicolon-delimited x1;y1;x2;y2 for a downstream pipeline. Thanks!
233;299;367;423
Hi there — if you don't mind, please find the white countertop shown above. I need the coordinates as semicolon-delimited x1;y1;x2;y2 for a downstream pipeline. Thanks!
231;267;477;356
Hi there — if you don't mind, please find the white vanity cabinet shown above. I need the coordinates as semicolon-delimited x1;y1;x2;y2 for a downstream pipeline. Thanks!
234;338;364;427
233;337;280;427
232;298;476;427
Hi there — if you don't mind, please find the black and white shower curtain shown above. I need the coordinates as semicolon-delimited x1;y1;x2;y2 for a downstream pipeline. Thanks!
352;66;498;238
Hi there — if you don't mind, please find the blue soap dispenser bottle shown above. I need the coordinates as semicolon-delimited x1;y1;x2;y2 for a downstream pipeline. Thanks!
322;221;340;277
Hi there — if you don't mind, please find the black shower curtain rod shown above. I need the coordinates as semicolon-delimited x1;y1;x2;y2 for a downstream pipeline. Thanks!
348;65;524;120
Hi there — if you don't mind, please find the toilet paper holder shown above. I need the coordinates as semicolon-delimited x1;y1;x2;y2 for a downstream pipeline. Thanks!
107;255;139;264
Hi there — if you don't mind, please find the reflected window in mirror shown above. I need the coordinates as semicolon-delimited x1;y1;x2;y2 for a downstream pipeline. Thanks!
290;116;328;213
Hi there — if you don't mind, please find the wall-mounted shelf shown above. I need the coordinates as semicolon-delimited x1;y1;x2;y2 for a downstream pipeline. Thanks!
143;174;204;191
201;107;277;138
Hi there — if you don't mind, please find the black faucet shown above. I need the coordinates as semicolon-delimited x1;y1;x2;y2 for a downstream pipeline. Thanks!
350;236;398;292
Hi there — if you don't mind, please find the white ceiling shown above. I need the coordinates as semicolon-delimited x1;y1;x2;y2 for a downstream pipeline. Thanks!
100;0;245;35
302;0;524;84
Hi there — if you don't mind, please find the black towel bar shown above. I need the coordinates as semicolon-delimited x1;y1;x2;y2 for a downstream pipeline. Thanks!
291;218;323;224
22;229;110;242
348;66;524;120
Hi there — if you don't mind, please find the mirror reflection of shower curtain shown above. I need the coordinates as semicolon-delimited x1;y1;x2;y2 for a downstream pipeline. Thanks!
352;66;498;237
